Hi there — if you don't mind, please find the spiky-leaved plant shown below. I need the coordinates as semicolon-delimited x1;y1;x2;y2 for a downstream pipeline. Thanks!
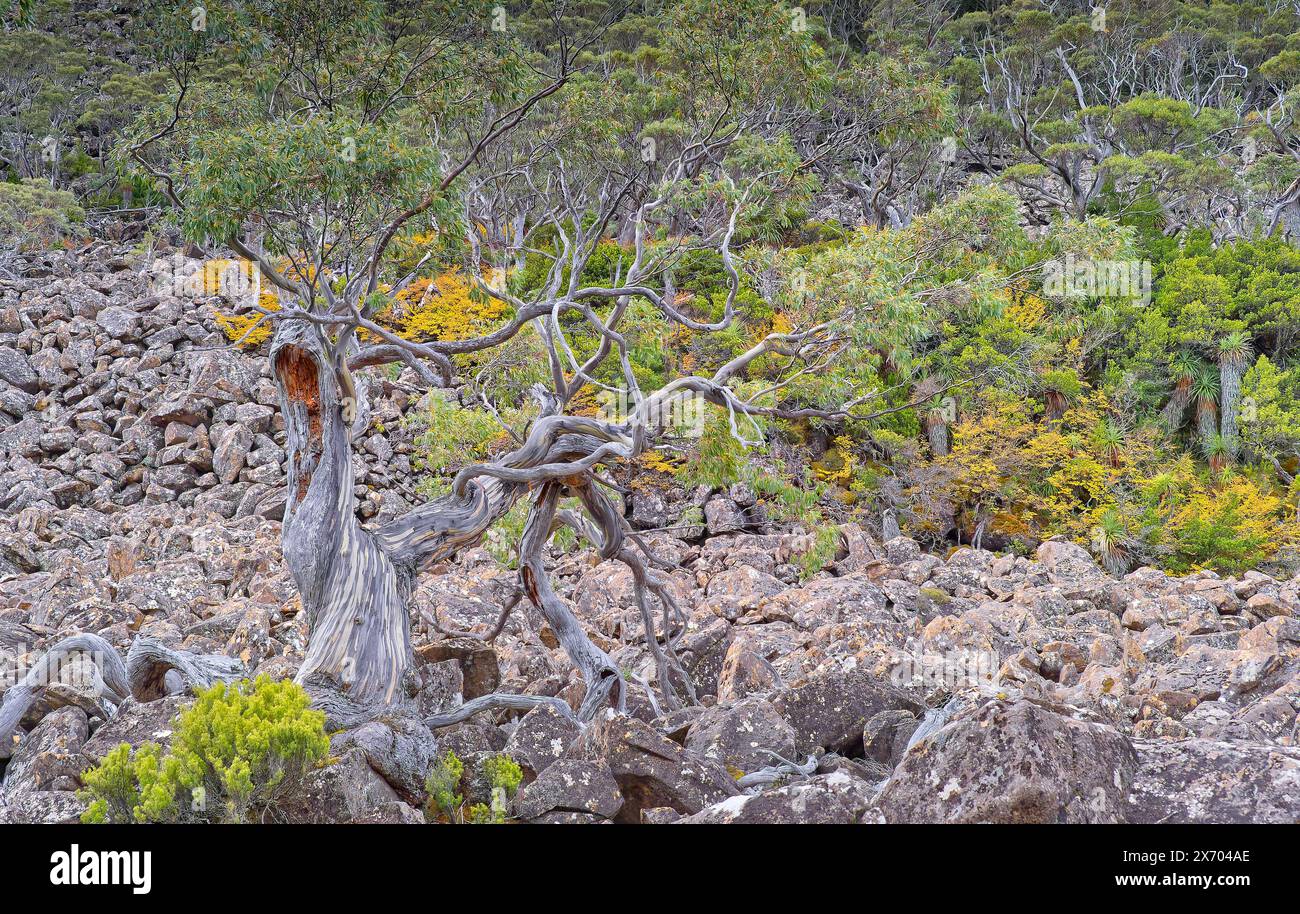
1091;417;1125;468
1160;350;1201;429
924;396;951;456
1216;331;1254;457
1091;508;1133;575
1040;368;1082;421
1192;366;1221;454
1204;432;1232;477
1143;471;1179;513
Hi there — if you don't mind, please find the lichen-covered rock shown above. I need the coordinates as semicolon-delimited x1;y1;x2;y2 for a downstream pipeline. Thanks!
684;697;797;774
772;668;924;755
1125;738;1300;824
1036;540;1105;582
880;699;1137;824
0;789;86;824
514;759;623;821
80;695;192;765
503;703;582;783
717;637;783;702
2;706;88;795
571;714;739;822
701;565;784;621
416;637;501;700
276;749;403;824
704;497;747;536
862;708;920;768
329;714;438;805
679;771;875;824
353;800;425;824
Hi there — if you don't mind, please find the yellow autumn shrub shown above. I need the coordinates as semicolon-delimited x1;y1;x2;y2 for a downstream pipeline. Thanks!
386;267;507;342
1163;475;1294;574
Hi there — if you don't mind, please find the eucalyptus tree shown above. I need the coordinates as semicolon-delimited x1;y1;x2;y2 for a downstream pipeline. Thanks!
795;51;956;228
938;1;1285;236
127;0;892;724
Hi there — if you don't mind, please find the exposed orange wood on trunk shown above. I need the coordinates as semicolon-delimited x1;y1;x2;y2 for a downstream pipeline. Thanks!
276;345;324;501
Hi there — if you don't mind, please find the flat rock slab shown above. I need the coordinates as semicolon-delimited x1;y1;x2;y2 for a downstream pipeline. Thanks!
571;714;739;822
680;770;878;824
503;703;582;783
514;759;623;821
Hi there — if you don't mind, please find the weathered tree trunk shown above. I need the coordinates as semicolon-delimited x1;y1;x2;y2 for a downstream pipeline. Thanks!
270;321;471;708
882;508;901;541
126;636;245;701
0;634;127;757
1196;399;1219;453
926;416;949;456
1160;389;1190;430
270;321;630;717
272;321;419;705
519;482;625;718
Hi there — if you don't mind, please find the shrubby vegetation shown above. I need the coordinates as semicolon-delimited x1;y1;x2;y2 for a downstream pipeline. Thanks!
80;676;329;824
0;179;83;250
424;749;522;824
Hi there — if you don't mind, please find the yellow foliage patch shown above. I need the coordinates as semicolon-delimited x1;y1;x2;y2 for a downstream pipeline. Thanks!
215;291;280;347
206;257;283;349
640;450;680;475
385;267;508;343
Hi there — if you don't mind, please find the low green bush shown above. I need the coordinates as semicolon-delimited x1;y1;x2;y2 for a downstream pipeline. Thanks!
80;676;329;824
424;749;522;824
0;179;85;250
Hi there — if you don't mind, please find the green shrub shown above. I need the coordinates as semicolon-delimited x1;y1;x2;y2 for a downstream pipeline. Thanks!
680;411;750;490
425;750;522;824
80;676;328;824
79;743;184;824
0;179;85;251
424;749;465;822
407;395;513;499
467;754;523;825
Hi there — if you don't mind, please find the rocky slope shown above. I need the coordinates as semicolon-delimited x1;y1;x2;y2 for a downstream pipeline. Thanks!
1;245;1298;824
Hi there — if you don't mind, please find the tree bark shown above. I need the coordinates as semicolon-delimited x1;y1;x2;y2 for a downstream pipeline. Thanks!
1220;361;1244;458
272;321;419;706
1196;399;1219;452
926;416;949;456
0;633;127;758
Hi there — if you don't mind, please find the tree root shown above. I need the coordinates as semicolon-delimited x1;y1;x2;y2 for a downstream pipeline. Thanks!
520;482;627;721
560;485;698;712
736;750;819;790
424;692;580;729
125;636;247;701
424;588;522;643
0;633;128;758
